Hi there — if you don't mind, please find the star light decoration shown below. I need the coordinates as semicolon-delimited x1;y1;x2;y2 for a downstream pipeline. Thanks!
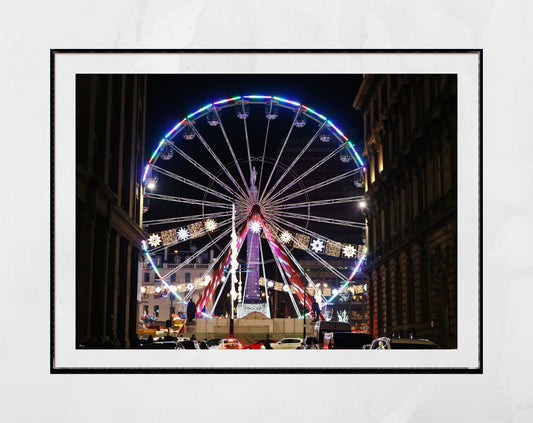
177;227;190;241
342;244;357;258
310;238;325;254
204;218;217;232
280;230;292;244
148;233;162;248
249;220;262;234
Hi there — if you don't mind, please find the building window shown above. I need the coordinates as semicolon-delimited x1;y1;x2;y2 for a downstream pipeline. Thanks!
378;144;384;173
420;169;427;211
171;274;176;283
154;305;159;317
144;272;150;283
435;149;442;199
185;273;191;283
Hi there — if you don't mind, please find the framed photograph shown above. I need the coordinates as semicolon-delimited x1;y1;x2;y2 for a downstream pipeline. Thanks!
52;50;481;372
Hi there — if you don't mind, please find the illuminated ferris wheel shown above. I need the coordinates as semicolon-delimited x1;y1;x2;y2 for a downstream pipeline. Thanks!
141;95;367;319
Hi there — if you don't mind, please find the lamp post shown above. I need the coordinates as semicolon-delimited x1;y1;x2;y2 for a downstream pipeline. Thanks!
303;285;308;340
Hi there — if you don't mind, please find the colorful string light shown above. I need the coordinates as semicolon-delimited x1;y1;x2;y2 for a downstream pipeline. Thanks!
141;96;367;309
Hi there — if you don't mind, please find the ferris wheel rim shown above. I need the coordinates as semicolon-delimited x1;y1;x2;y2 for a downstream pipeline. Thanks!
141;94;368;312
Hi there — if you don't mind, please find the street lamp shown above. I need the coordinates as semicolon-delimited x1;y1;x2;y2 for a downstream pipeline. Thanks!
303;285;307;340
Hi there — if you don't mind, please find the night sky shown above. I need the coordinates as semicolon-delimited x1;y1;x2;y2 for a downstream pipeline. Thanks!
144;73;364;157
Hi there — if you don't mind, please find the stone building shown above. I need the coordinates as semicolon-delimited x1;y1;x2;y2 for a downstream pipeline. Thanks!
139;248;213;322
76;74;147;348
353;74;457;348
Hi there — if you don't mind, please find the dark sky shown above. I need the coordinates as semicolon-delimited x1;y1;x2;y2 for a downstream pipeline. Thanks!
144;74;364;158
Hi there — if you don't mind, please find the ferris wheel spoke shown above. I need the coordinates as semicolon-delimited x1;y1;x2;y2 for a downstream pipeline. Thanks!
144;217;232;255
189;122;249;201
240;102;254;183
213;108;253;199
150;165;235;203
182;240;233;303
265;141;352;205
268;215;331;249
273;211;366;229
258;236;271;317
160;223;235;280
266;195;364;211
267;219;349;287
262;120;328;203
143;211;232;228
167;142;245;201
258;106;302;204
257;101;274;196
265;236;302;318
144;193;233;210
263;220;327;303
268;168;361;207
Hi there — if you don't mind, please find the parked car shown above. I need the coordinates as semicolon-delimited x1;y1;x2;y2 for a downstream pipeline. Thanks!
212;338;242;349
207;339;222;349
243;339;278;350
370;337;440;350
222;338;242;349
176;340;199;350
323;332;373;349
198;340;210;350
268;338;304;350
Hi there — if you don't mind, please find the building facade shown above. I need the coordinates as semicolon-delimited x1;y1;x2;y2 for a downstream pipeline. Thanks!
139;248;212;322
76;74;147;348
353;74;457;348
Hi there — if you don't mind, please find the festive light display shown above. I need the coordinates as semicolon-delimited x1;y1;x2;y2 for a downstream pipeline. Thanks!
177;227;190;241
337;310;349;323
204;218;217;232
187;221;204;238
280;230;292;244
342;244;357;258
148;233;162;248
293;233;310;250
325;240;342;257
160;228;178;246
248;220;261;234
310;239;325;253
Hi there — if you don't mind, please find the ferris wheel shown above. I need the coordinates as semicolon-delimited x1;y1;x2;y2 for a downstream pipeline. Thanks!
141;95;367;319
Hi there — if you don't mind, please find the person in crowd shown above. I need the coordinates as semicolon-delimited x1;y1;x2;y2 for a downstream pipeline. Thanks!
263;334;273;350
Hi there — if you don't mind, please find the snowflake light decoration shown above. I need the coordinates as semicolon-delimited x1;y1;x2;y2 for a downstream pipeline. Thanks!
148;233;162;247
177;227;190;241
280;231;292;244
310;239;325;253
204;218;217;232
343;244;357;258
186;283;194;291
249;220;262;233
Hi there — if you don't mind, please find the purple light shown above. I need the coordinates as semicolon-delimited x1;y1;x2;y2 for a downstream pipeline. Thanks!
142;165;150;182
214;96;241;105
165;119;186;139
244;95;272;100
